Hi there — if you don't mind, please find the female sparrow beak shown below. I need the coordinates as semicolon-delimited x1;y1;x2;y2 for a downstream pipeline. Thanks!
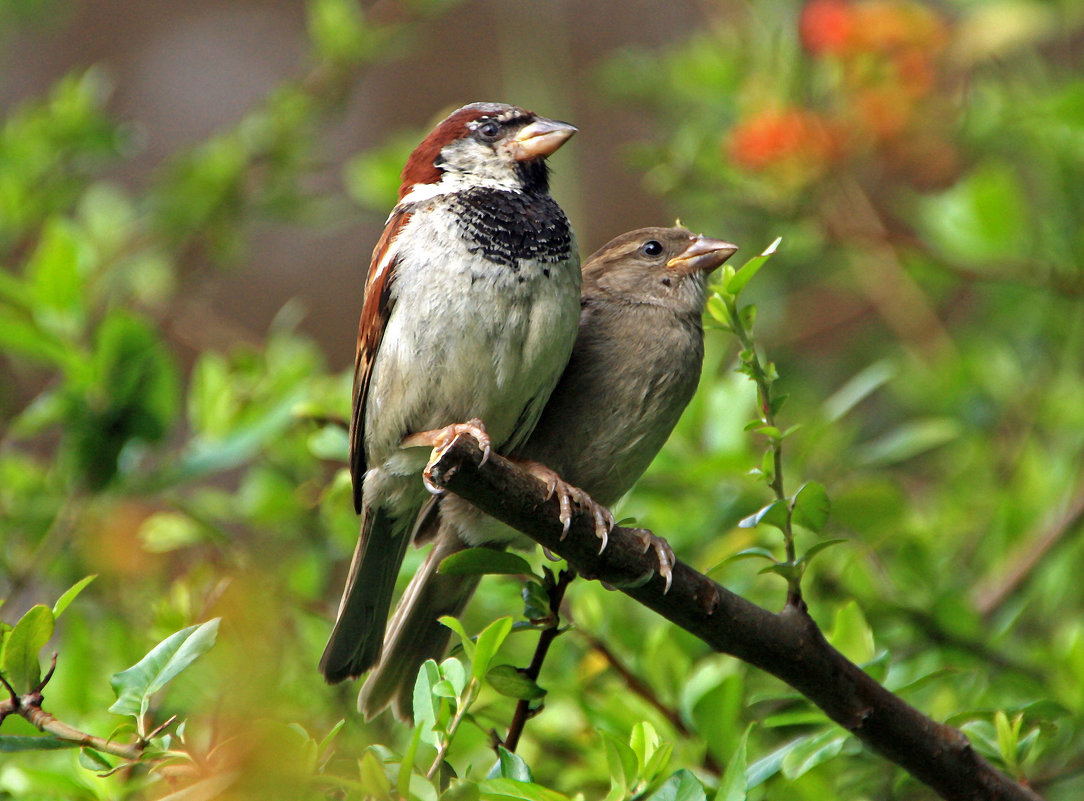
666;236;739;275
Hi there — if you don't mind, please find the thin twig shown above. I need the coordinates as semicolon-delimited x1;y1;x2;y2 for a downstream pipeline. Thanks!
503;568;575;753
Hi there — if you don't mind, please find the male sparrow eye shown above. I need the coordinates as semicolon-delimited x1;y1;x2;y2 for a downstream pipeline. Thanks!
641;240;663;257
476;120;501;140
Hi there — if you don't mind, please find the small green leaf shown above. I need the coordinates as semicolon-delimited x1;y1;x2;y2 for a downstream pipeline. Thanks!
486;665;545;700
78;747;112;773
645;769;707;801
725;548;778;564
630;720;661;775
138;512;205;553
759;562;801;580
440;656;468;696
827;601;875;665
994;710;1022;769
780;730;847;779
738;304;757;332
738;500;787;531
522;580;550;621
108;619;220;719
478;777;572;801
715;724;752;801
359;749;392;798
727;237;780;295
439;616;476;661
0;735;75;752
797;539;848;568
705;295;732;328
1;605;55;693
27;218;85;323
791;482;830;533
472;616;513;680
439;548;536;577
411;659;442;734
602;730;637;801
52;575;96;619
768;393;788;416
490;746;534;782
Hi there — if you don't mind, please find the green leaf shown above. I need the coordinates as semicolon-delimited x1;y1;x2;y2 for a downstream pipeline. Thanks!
0;309;73;367
797;539;848;568
822;360;895;422
714;724;752;801
440;656;468;697
780;730;848;779
0;735;76;752
52;575;96;619
727;237;780;295
645;769;707;801
411;659;442;735
521;580;550;622
738;500;788;531
747;737;806;788
478;777;572;801
108;618;220;719
490;746;533;782
138;512;205;553
791;482;830;533
1;604;55;693
858;418;962;466
359;749;393;798
486;665;545;700
26;218;85;323
78;747;112;773
439;616;476;661
827;601;875;665
725;547;778;564
472;616;513;680
602;730;637;801
705;295;732;328
439;548;536;577
920;162;1029;264
994;710;1022;769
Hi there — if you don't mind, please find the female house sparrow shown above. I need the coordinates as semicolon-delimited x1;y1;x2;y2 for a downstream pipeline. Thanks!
360;226;738;718
319;103;581;684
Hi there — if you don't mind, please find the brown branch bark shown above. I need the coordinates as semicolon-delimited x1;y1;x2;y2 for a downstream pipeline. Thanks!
426;436;1044;801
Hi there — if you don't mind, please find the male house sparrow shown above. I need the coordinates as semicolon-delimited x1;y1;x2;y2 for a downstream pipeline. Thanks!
319;103;581;683
360;226;739;718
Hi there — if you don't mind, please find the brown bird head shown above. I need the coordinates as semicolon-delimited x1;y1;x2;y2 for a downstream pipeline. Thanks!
398;102;577;201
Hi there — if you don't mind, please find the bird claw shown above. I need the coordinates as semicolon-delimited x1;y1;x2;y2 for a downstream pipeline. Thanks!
402;418;492;495
629;528;675;594
517;460;614;550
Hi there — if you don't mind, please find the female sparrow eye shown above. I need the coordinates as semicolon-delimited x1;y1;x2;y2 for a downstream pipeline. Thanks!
641;240;663;257
476;120;501;141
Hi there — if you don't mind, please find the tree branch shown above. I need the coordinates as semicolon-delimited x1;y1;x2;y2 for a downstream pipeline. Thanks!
426;436;1043;801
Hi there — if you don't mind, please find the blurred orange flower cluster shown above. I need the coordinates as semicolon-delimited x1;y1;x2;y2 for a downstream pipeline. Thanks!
729;0;959;190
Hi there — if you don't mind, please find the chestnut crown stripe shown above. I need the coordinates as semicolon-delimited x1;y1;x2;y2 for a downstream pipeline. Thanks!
398;103;536;199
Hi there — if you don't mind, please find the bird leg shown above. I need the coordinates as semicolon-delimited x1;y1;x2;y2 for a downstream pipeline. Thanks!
402;418;492;495
514;459;615;552
627;528;675;594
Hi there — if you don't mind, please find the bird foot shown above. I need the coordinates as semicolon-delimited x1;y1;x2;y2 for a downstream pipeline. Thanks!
516;460;614;552
628;528;675;594
402;418;492;495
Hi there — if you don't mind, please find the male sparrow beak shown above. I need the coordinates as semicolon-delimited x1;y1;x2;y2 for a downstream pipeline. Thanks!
510;118;578;161
666;236;739;275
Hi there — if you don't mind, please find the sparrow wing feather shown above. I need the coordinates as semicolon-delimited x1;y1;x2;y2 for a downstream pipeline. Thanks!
351;207;411;513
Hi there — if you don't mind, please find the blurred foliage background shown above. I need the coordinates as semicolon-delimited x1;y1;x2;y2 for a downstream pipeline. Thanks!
1;0;1083;798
